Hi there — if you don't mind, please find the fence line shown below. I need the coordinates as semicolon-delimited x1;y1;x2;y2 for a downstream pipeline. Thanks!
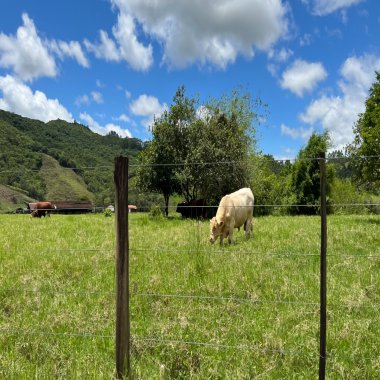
0;154;378;174
2;202;378;215
0;247;378;258
3;288;379;310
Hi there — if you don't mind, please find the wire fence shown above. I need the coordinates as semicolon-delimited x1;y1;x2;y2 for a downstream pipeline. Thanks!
0;155;379;378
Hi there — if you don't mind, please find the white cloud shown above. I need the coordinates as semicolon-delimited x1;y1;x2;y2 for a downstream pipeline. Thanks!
75;94;90;107
91;91;104;104
107;0;289;69
305;0;365;16
268;47;294;63
84;30;120;62
130;94;167;129
49;40;89;68
281;59;327;97
300;54;380;150
79;112;132;138
280;123;314;140
84;12;153;71
299;33;312;46
0;13;89;81
0;74;73;122
118;113;132;123
0;13;57;81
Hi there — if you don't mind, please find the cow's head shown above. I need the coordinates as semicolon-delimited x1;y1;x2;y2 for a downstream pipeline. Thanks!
209;217;224;244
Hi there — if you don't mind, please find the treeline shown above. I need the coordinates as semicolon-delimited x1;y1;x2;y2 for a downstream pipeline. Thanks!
134;80;380;216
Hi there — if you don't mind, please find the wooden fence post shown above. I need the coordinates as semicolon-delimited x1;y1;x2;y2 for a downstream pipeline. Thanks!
319;152;327;380
114;156;130;379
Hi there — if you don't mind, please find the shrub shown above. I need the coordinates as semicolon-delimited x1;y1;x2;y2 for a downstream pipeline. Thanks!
103;208;113;217
149;204;164;218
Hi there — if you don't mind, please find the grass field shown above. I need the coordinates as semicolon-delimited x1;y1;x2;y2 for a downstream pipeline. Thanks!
0;213;379;379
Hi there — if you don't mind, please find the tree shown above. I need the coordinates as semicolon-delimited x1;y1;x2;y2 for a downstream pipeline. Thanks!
135;86;197;216
289;132;335;214
347;71;380;193
136;86;263;214
176;87;262;205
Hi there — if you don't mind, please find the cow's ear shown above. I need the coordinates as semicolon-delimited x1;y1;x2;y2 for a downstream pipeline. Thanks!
218;221;224;227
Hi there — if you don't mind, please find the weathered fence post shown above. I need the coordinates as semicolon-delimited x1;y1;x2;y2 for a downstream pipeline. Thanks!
114;156;130;379
319;152;327;380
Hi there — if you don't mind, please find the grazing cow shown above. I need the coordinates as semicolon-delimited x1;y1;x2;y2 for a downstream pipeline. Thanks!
176;199;208;219
209;188;254;245
31;201;56;218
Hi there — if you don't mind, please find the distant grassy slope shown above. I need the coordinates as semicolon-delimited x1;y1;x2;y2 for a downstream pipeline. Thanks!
39;155;95;202
0;109;144;207
0;184;35;211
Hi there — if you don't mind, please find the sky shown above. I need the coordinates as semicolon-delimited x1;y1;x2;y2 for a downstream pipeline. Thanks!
0;0;379;159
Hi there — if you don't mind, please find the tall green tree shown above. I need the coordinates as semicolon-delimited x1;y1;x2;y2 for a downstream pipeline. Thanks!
135;86;197;215
347;72;380;193
136;86;263;214
177;88;261;205
290;132;335;214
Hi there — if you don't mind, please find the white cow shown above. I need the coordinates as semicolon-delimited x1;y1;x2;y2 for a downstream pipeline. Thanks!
209;188;254;245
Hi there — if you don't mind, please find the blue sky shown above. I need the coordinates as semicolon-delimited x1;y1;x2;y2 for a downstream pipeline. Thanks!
0;0;379;158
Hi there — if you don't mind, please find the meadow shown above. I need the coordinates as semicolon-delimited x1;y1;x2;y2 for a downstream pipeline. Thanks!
0;212;379;379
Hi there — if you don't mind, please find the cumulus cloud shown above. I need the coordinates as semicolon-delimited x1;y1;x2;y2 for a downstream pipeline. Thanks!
280;123;314;140
84;12;153;71
130;94;167;129
0;13;57;81
49;40;89;68
0;13;89;81
0;74;73;122
79;112;132;138
98;0;289;70
281;59;327;97
299;54;380;150
303;0;364;16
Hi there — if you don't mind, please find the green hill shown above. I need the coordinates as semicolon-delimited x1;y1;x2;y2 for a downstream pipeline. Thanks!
39;154;95;202
0;109;144;210
0;184;35;211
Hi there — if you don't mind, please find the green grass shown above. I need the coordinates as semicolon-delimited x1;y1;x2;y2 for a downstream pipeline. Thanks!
0;213;379;379
40;154;95;202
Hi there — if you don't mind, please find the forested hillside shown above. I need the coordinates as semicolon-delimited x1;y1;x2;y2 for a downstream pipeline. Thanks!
0;110;145;210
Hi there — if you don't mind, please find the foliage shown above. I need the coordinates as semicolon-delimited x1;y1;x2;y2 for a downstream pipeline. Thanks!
331;178;380;214
347;71;380;193
103;208;113;217
328;150;353;179
136;86;262;211
181;89;259;205
289;132;335;214
135;86;196;215
249;155;292;216
0;110;144;206
149;204;164;218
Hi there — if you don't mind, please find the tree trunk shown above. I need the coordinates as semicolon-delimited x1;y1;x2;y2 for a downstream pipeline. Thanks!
164;194;169;216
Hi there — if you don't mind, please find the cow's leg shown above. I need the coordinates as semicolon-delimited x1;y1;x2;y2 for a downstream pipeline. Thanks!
227;226;234;244
245;217;253;239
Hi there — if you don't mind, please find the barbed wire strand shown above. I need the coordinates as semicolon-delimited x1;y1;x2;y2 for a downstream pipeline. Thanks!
2;288;379;310
0;328;310;356
0;246;378;258
0;154;379;174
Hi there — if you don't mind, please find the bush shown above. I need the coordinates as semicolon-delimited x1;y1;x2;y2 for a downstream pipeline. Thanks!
149;204;164;218
103;208;113;217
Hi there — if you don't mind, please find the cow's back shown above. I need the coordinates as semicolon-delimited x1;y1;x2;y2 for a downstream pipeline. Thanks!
229;188;254;228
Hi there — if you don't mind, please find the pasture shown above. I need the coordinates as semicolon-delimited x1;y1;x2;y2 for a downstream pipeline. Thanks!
0;213;379;379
